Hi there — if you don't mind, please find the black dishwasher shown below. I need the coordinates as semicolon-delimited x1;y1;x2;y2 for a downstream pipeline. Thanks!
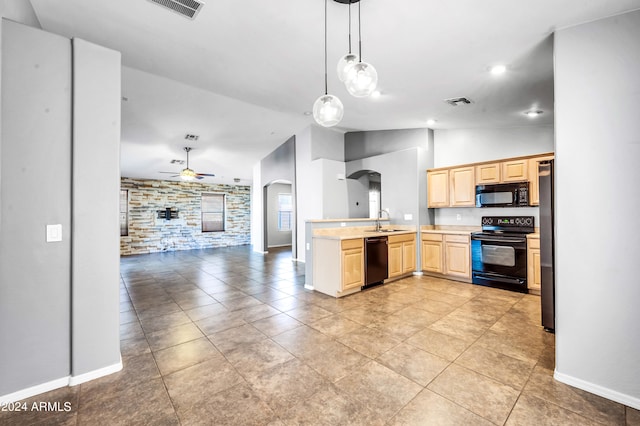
364;236;388;288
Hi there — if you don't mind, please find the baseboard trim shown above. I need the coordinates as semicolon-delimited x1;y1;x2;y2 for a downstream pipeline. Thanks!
304;284;315;291
69;357;123;386
554;370;640;410
412;271;424;276
0;377;69;404
0;358;123;404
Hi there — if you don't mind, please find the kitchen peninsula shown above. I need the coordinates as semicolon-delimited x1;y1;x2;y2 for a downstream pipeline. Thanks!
307;219;417;298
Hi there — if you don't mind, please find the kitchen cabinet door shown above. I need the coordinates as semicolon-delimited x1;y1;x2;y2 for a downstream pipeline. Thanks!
449;166;475;207
402;238;416;274
501;159;529;182
444;242;470;278
422;239;444;274
528;155;554;206
341;239;364;291
475;163;501;184
427;170;449;208
388;241;403;278
444;234;470;279
527;237;541;293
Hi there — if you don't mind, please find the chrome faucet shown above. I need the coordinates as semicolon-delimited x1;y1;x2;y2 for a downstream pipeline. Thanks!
376;209;390;231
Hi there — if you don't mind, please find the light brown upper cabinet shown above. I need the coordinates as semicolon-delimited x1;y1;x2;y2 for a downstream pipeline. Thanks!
475;163;501;184
449;166;476;207
427;169;449;208
427;152;554;209
528;155;555;206
501;159;529;182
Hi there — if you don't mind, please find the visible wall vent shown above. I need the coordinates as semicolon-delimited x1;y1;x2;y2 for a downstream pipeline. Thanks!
444;97;473;106
148;0;204;20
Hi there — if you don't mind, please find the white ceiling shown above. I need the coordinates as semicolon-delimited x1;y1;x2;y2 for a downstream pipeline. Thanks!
21;0;640;183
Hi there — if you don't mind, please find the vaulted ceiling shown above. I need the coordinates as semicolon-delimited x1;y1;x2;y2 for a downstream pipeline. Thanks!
20;0;640;183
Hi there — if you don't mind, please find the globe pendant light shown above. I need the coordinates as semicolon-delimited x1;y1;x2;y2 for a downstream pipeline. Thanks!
313;0;344;127
344;0;378;98
336;0;358;82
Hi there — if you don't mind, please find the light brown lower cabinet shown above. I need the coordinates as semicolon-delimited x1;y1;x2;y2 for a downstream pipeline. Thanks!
527;236;541;294
388;233;416;279
421;233;444;274
421;232;471;282
313;237;364;298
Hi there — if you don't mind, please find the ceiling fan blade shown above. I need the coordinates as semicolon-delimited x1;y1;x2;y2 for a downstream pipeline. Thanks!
196;173;216;177
195;175;204;180
159;171;178;174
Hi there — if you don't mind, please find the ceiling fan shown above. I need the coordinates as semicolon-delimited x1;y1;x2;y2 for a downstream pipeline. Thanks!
159;147;215;181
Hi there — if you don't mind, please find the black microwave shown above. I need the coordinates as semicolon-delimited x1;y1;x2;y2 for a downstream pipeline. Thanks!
476;182;529;208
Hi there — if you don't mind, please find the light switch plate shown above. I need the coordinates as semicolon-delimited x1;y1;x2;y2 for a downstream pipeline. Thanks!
46;224;62;242
404;214;413;221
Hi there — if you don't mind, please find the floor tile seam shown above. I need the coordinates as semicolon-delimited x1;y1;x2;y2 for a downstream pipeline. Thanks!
372;350;444;390
148;330;206;354
515;391;615;426
451;353;529;394
422;385;503;426
435;361;523;425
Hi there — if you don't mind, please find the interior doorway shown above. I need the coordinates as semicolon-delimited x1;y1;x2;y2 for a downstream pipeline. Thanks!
263;180;294;251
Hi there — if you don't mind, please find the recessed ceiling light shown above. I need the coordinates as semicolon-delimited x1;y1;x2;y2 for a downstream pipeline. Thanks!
490;64;507;75
525;110;543;118
426;119;437;126
371;90;381;99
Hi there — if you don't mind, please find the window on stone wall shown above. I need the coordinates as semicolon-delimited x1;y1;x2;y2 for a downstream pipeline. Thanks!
278;193;292;231
202;193;225;232
120;189;128;236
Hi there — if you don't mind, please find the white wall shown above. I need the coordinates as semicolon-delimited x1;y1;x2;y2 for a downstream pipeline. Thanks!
433;126;553;226
1;18;72;397
71;37;122;381
1;20;122;401
554;9;640;408
294;125;348;263
434;126;554;168
346;148;423;225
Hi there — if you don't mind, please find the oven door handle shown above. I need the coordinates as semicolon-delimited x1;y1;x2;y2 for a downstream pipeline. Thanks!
471;236;526;244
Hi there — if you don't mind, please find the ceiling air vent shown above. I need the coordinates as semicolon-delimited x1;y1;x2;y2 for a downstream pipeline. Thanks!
444;97;473;107
185;134;199;141
148;0;204;20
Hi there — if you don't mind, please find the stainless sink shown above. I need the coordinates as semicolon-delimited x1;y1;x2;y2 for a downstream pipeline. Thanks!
365;229;405;233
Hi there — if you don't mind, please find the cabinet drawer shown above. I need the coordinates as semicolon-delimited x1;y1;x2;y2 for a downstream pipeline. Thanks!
528;237;540;249
341;238;363;250
389;233;415;244
444;234;470;244
421;233;443;242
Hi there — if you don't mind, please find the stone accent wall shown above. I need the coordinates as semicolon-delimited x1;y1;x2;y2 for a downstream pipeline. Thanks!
120;178;251;255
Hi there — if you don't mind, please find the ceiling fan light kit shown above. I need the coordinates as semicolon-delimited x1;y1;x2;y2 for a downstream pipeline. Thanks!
159;146;216;181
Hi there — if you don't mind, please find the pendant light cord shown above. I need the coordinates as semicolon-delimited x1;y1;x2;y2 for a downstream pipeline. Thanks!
324;0;328;95
358;0;362;62
348;0;352;54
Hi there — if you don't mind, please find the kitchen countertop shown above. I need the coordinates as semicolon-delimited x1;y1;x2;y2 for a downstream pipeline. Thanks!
420;225;479;235
313;226;417;240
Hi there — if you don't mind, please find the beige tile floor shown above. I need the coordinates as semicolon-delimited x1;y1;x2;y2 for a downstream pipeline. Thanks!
2;246;638;425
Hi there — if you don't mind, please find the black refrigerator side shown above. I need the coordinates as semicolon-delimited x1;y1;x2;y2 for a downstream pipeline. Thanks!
539;160;555;332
